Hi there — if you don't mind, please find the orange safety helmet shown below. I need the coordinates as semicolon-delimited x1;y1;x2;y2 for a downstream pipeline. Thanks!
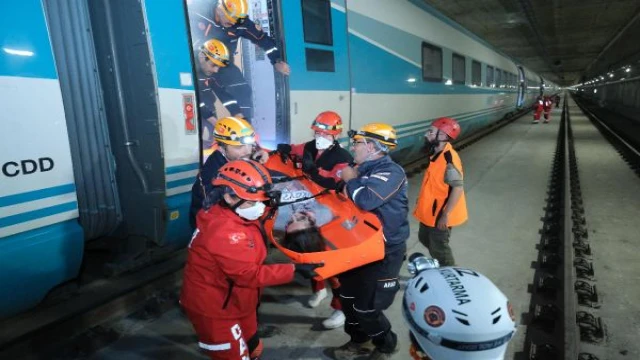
311;111;343;136
218;0;249;24
213;160;273;202
431;117;461;140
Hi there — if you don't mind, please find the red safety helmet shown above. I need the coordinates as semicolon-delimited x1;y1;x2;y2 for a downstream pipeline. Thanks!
213;160;273;201
311;111;343;135
431;117;461;140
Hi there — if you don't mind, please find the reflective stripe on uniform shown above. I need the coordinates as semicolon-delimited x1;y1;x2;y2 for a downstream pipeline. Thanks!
198;342;232;351
265;47;277;55
222;100;238;106
351;186;365;201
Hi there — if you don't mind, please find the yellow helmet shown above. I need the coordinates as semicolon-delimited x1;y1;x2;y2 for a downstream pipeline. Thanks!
200;39;230;67
348;123;398;149
218;0;249;24
213;117;256;146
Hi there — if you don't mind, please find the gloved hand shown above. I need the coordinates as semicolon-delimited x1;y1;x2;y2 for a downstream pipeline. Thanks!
301;151;318;175
335;180;347;193
294;263;324;279
276;143;292;162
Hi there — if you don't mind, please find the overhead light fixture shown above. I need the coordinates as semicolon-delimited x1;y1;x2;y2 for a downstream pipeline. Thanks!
625;68;631;73
3;47;34;56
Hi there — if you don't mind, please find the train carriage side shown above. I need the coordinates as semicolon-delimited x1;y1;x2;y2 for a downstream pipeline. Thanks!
0;0;84;318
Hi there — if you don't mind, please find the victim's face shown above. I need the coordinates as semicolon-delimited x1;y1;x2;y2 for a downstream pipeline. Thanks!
285;211;315;233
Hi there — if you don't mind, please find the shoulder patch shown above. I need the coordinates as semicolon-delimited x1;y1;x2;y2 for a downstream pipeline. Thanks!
228;232;247;244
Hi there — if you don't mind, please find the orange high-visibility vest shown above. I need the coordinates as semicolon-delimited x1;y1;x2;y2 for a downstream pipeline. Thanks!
414;143;468;227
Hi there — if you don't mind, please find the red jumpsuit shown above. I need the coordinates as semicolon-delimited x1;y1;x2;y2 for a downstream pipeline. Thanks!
181;205;295;360
543;97;553;123
533;97;544;123
291;142;350;311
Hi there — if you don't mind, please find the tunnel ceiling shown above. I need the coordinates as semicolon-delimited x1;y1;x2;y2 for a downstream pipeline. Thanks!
423;0;640;86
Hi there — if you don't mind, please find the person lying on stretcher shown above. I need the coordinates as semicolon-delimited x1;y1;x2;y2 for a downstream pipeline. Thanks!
260;156;386;280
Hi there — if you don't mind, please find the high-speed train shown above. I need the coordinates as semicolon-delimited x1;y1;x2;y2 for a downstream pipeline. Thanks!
0;0;554;319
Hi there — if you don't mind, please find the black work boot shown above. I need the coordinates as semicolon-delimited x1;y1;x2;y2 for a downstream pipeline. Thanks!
370;330;398;358
329;340;375;360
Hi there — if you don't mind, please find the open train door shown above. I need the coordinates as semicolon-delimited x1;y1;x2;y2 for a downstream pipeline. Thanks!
184;0;288;153
280;0;352;144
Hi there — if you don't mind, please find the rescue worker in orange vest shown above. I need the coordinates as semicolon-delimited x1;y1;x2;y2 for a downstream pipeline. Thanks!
181;160;322;360
543;95;553;123
532;95;544;124
414;117;468;267
275;111;353;329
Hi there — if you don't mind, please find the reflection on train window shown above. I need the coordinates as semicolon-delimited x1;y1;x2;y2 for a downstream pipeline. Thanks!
305;48;335;72
301;0;333;45
452;53;465;85
472;60;481;86
422;42;442;82
486;65;494;87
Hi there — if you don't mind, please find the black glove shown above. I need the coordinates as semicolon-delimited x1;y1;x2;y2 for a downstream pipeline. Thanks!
276;143;292;162
301;151;318;175
335;180;346;193
294;263;324;279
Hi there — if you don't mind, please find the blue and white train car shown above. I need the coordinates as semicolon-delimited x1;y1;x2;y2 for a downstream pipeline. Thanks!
0;0;550;319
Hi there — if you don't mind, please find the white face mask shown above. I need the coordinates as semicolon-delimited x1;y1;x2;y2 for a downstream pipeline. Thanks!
235;201;266;221
315;135;333;150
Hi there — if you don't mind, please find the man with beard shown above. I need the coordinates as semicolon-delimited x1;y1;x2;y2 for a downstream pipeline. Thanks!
414;117;468;266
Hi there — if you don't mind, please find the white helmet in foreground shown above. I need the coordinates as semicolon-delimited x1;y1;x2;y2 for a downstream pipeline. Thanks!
402;253;517;360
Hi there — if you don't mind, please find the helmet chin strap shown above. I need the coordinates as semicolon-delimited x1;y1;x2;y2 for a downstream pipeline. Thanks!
363;138;382;160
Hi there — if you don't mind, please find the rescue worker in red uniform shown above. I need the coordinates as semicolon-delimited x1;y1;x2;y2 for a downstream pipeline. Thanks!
532;95;544;124
543;95;553;123
190;0;291;121
275;111;353;329
181;160;322;360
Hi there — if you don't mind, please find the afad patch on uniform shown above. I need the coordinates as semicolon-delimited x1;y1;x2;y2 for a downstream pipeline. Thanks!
228;232;247;244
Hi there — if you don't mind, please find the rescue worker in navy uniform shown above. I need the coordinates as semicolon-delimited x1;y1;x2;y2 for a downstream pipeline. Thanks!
196;39;246;147
189;117;269;231
181;159;322;360
276;111;353;329
193;0;291;121
329;123;409;360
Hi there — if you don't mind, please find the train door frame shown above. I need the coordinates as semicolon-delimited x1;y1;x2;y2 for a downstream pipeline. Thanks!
516;65;526;108
279;0;353;144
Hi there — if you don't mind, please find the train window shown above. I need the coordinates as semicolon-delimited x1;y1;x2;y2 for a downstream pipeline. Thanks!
421;42;442;82
452;53;465;85
496;69;502;88
471;60;481;86
301;0;333;46
486;65;494;87
305;48;335;72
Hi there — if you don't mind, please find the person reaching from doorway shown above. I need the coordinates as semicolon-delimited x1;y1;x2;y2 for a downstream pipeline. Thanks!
193;0;291;122
275;111;353;330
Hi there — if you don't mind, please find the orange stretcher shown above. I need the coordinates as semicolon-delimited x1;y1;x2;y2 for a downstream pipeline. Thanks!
262;155;385;280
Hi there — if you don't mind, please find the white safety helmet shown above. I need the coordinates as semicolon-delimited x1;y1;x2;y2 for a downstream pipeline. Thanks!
402;253;517;360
